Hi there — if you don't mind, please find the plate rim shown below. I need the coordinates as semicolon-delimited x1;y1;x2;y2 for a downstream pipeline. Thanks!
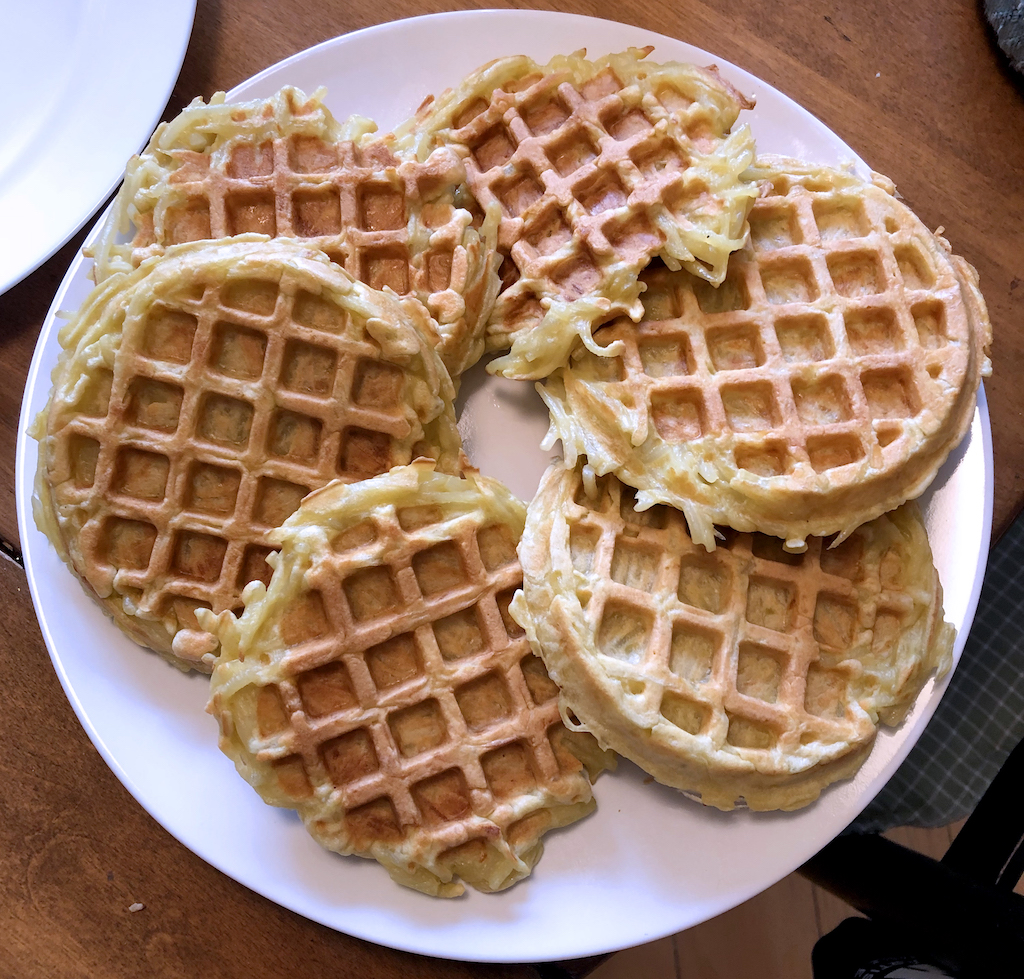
14;8;995;962
0;0;197;295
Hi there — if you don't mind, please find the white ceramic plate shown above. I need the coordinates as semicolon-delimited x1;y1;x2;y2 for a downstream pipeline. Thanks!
0;0;196;294
15;10;993;964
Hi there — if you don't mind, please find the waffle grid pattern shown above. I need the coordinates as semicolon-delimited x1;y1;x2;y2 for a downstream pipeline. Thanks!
114;102;497;376
545;164;987;547
565;476;900;755
417;52;754;376
244;506;582;861
46;247;459;667
514;463;951;810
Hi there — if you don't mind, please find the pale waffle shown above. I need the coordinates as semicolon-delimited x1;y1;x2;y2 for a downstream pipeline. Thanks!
540;159;993;551
92;86;500;378
512;461;954;811
203;462;613;897
395;48;757;379
36;238;462;672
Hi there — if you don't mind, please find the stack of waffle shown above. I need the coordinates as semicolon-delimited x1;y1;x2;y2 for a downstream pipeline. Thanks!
33;46;991;894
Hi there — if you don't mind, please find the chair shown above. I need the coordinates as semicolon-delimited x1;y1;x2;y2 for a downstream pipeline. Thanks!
802;734;1024;977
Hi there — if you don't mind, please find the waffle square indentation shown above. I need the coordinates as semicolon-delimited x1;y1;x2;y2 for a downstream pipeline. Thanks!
828;251;885;298
280;590;329;645
455;672;512;730
113;447;169;500
844;307;902;355
127;377;184;432
165;197;211;244
661;693;707;735
548;126;599;177
496;173;544;218
344;565;400;622
806;433;864;472
322;728;379;786
912;299;947;349
669;624;716;683
694;273;750;314
196;393;253;447
812;197;869;241
482;742;537;798
678;556;730;613
210;322;267;379
651;389;706;441
707;324;763;371
336;427;392;479
523;96;569;136
142;306;197;364
252;476;309;527
791;375;852;425
388;699;447;756
171;530;227;582
297;661;357;716
805;664;847;719
292;187;342;237
412;769;472;825
813;594;858;650
359;185;406;231
736;643;784;702
222;278;279;316
279;340;337;396
520;653;558;705
227;141;274;178
268;410;322;465
472;126;516;171
761;258;819;305
610;539;661;591
413;542;467;597
862;368;919;419
639;335;692;377
346;797;403;845
361;247;410;294
68;435;100;488
237;543;275;588
351;360;403;411
894;243;935;290
103;516;157;570
293;290;347;333
726;713;777;749
366;633;421;688
745;578;795;633
749;204;801;251
575;170;628;215
630;136;686;177
288;134;338;173
477;524;518;571
186;462;240;516
721;382;779;432
597;601;652;663
225;191;277;236
496;588;525;639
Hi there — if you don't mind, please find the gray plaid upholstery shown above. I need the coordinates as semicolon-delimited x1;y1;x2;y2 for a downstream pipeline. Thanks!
853;513;1024;831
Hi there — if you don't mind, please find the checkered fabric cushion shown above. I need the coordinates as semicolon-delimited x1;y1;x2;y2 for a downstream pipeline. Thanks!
852;512;1024;831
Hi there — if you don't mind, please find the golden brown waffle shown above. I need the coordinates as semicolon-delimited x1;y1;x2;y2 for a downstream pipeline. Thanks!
512;462;954;812
92;87;500;378
395;48;757;379
204;462;612;897
36;238;462;672
541;159;992;550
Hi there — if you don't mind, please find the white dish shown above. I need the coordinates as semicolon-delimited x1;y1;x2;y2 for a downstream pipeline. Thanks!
0;0;196;294
15;10;993;964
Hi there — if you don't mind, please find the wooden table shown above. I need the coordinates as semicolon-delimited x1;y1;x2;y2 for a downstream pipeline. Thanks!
2;2;1020;976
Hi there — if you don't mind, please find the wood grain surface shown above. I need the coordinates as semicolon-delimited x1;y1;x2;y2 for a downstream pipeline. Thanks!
2;1;1021;976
